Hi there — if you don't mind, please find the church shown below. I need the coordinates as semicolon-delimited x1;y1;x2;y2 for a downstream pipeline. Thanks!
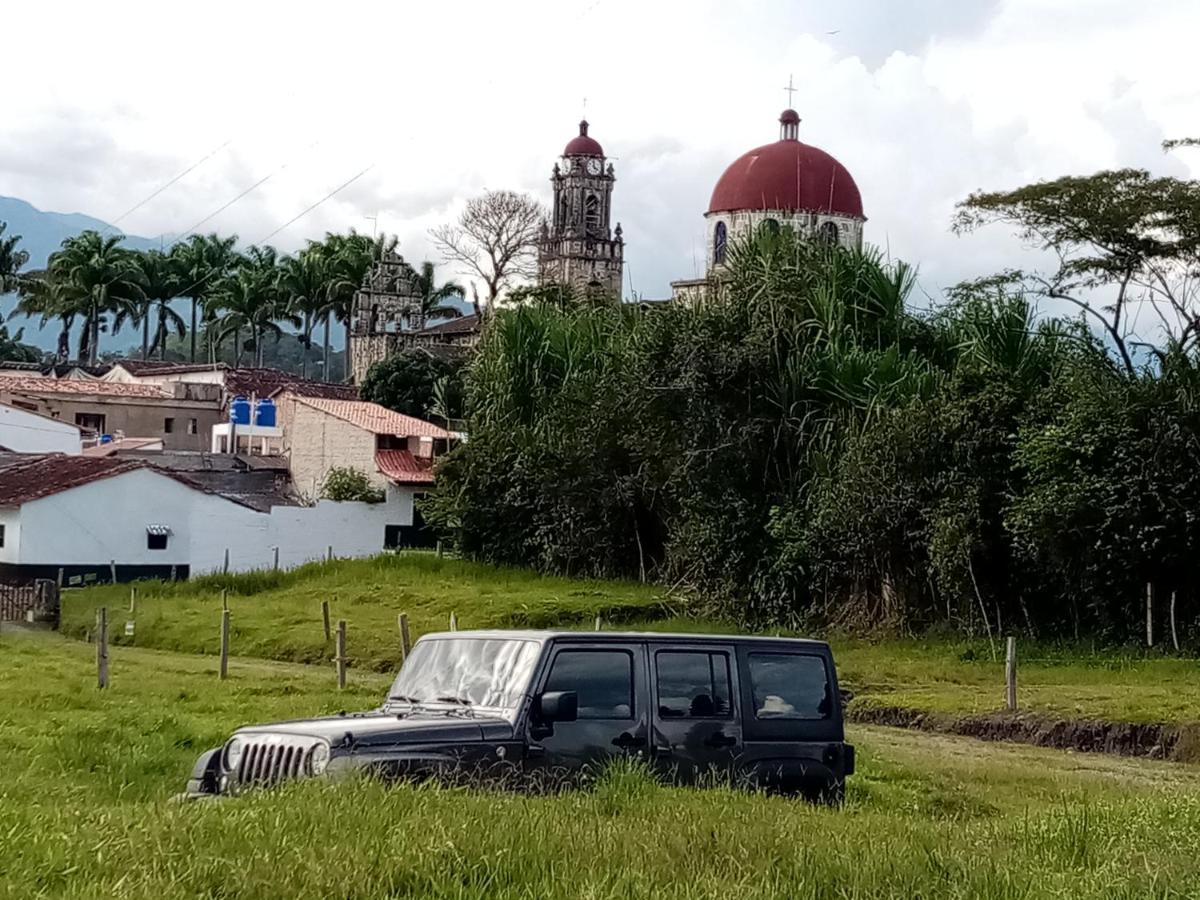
348;104;866;382
536;106;866;302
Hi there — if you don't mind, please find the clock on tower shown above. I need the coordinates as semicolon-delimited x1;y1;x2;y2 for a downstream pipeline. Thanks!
537;120;625;300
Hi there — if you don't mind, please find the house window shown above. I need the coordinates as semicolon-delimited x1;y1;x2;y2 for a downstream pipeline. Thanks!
188;418;198;435
75;412;106;434
713;221;728;265
164;417;175;433
146;524;171;551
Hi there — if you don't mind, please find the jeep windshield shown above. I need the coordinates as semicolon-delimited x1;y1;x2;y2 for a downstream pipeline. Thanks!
387;637;540;716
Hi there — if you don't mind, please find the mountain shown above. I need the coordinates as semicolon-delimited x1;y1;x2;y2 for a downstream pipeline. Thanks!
0;196;161;351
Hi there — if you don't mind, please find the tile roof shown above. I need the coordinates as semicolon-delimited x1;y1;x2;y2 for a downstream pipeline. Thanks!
419;314;480;336
265;380;359;401
0;377;170;399
111;361;228;376
291;396;449;438
0;453;266;509
226;367;358;401
375;449;436;484
81;438;164;457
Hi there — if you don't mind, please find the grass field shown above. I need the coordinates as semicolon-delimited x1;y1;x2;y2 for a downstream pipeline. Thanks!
3;630;1200;899
61;554;1200;727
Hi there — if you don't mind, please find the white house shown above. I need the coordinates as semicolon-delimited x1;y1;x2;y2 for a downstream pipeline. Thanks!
0;403;82;455
0;455;418;583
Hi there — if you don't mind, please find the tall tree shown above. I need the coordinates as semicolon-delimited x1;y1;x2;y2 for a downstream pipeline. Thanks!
49;231;146;365
171;234;238;363
279;249;329;378
953;166;1200;373
13;271;75;361
213;246;295;367
0;222;30;293
429;190;545;314
134;249;187;360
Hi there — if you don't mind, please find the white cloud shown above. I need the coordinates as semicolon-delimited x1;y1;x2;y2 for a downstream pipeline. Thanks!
1;0;1196;304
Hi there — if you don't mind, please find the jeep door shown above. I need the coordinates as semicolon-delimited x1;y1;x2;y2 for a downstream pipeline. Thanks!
524;641;650;778
648;642;743;784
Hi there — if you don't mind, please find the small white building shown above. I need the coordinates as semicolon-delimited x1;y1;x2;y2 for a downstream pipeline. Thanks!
0;403;82;455
0;455;419;583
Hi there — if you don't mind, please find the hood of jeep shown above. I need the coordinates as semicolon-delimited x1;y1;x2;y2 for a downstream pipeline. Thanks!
234;711;514;746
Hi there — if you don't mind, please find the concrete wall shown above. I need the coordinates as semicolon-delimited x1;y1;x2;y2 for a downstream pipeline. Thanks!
0;404;81;454
280;397;384;500
0;393;222;451
5;468;416;575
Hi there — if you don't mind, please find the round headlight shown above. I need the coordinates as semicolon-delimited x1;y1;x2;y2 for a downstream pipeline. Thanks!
224;737;245;772
308;743;330;776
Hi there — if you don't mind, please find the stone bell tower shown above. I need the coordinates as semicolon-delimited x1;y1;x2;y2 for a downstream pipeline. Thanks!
537;120;624;299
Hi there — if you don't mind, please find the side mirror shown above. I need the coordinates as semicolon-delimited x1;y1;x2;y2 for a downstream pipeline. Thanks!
536;691;578;723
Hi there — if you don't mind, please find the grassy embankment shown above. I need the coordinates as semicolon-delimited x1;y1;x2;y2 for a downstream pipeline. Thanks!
3;630;1200;899
63;553;1200;727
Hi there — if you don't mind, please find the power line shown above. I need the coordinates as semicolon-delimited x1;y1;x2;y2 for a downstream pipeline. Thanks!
101;140;232;235
258;165;375;245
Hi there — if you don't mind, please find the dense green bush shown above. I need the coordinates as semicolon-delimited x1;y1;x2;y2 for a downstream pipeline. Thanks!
424;230;1200;643
321;466;385;503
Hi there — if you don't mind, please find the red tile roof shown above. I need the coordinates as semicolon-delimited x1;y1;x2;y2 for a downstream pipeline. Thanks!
292;396;449;438
226;368;358;401
0;377;170;399
111;361;228;376
375;449;436;485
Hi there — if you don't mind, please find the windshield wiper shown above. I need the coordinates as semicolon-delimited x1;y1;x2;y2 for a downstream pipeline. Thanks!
433;696;476;717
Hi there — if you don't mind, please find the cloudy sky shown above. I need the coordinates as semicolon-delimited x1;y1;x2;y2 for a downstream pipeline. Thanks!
4;0;1198;307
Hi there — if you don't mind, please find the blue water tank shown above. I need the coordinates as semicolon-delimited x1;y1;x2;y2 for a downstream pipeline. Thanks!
99;434;113;444
254;397;277;427
230;396;251;425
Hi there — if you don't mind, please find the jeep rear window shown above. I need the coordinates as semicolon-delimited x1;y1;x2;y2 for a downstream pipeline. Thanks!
747;653;832;720
544;649;634;720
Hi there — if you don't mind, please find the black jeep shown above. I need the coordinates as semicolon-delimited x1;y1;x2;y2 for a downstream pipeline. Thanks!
185;630;854;799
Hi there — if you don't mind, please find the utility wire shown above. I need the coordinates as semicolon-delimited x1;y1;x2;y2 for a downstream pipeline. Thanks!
100;141;232;236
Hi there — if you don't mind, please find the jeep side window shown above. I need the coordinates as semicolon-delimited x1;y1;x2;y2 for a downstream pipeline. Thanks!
543;649;634;719
747;653;832;719
655;651;732;718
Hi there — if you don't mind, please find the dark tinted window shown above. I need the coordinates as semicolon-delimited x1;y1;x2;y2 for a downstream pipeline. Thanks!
655;651;732;718
748;653;831;720
544;649;633;719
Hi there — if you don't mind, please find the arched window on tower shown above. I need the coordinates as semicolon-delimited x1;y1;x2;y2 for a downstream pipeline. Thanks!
819;221;840;246
713;221;728;265
585;194;601;235
557;194;569;230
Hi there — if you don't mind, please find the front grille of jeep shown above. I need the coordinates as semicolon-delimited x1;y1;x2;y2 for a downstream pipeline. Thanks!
235;738;315;787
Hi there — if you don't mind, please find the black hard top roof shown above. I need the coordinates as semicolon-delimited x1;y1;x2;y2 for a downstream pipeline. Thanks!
418;629;830;649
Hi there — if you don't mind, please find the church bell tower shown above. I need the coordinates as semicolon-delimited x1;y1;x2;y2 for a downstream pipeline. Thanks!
537;120;624;299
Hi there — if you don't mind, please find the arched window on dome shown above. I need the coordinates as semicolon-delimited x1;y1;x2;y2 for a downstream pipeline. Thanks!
585;194;601;236
713;221;728;265
763;218;781;236
819;221;840;246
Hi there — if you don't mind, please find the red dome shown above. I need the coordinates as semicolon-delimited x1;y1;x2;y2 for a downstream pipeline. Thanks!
564;119;604;157
707;137;864;219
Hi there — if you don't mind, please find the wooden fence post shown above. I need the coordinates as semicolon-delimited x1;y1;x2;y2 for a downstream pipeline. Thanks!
1005;636;1017;712
56;567;64;589
96;607;109;689
398;613;411;661
109;560;117;584
1170;590;1180;652
436;540;443;559
223;548;230;574
327;545;333;564
1146;582;1154;647
129;587;136;615
221;588;228;611
322;600;332;642
335;620;347;690
219;609;231;681
449;611;457;632
272;546;280;571
594;615;603;631
170;565;177;582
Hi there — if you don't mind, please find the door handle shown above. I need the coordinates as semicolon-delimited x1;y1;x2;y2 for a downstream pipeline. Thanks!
704;733;737;749
612;732;647;749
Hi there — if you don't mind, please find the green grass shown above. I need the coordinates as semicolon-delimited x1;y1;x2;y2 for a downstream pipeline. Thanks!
3;630;1200;898
61;552;674;672
62;556;1200;727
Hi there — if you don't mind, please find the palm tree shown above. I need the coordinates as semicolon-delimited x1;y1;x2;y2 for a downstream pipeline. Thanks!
171;234;238;363
0;222;30;293
213;247;296;367
49;231;146;365
11;270;74;361
414;260;464;325
133;249;187;360
279;249;328;378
